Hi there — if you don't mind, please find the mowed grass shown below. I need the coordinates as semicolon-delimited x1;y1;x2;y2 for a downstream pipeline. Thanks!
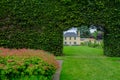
59;46;120;80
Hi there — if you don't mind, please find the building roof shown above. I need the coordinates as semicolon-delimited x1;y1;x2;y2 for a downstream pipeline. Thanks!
64;32;78;37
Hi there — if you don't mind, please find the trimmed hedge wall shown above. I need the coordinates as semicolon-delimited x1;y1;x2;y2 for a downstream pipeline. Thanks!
0;0;63;55
104;27;120;56
0;27;63;56
0;0;120;56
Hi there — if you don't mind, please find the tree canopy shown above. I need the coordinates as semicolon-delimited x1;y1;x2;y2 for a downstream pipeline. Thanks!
78;26;91;38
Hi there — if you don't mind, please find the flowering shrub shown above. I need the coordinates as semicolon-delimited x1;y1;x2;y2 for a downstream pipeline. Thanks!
0;48;59;80
81;40;104;49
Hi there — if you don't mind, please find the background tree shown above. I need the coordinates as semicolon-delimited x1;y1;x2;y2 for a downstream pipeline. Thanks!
78;26;91;38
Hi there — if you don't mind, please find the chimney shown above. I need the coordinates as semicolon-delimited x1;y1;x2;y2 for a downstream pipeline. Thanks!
77;30;80;37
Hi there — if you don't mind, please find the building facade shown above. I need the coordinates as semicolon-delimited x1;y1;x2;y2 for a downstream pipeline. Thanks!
63;32;81;45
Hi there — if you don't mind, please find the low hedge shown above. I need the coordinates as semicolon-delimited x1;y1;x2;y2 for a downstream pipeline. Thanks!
0;48;59;80
81;40;104;49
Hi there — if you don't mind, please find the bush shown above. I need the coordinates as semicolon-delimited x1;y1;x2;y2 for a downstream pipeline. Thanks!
0;48;59;80
81;40;104;49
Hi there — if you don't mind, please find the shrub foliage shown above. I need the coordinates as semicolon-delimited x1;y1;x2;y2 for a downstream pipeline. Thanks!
0;0;120;56
0;48;59;80
81;40;104;49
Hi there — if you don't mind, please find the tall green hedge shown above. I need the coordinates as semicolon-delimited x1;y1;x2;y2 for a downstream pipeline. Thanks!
104;27;120;56
0;0;120;56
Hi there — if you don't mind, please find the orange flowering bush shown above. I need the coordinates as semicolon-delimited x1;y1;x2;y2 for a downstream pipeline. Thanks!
0;48;59;80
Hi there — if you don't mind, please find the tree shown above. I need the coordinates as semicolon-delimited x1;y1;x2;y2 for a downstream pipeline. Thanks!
78;26;91;38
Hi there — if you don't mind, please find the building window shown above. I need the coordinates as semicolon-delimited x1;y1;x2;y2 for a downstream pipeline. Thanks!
74;42;76;45
69;42;71;44
65;42;67;44
74;37;76;40
69;37;71;40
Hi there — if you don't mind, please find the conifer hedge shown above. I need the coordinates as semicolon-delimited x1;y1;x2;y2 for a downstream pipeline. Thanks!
0;0;120;56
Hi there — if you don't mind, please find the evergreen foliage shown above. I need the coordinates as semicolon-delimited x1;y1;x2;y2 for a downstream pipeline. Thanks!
78;26;91;38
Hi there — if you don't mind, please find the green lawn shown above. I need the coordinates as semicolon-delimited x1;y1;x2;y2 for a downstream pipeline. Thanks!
58;46;120;80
